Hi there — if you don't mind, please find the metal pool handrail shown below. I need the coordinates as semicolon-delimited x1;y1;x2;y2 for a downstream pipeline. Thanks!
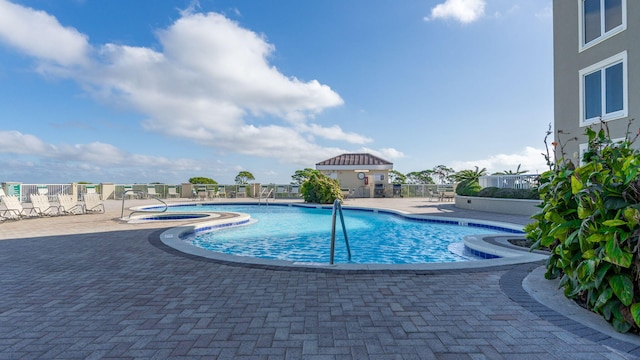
121;190;168;219
330;199;351;264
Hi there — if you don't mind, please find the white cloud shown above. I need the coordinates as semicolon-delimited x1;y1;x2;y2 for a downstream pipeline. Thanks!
359;147;405;161
0;0;90;66
0;3;390;169
0;130;52;154
426;0;486;23
450;147;549;174
0;130;205;182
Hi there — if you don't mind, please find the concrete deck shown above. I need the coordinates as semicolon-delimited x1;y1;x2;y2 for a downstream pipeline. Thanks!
0;197;639;359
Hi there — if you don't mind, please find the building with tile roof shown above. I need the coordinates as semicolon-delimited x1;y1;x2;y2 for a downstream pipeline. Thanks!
316;153;393;198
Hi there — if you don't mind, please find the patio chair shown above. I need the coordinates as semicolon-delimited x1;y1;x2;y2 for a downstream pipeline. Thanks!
123;185;138;199
196;188;207;201
0;195;37;219
29;194;59;216
341;188;352;200
442;190;455;201
83;193;105;213
217;186;226;198
167;186;179;198
428;188;442;201
57;194;85;215
236;186;246;198
146;186;158;198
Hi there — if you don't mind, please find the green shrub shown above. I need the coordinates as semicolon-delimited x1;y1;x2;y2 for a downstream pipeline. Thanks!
300;173;343;204
525;125;640;333
477;187;499;197
456;179;481;196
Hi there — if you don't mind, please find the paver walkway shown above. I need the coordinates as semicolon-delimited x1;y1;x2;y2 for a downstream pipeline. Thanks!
0;198;638;359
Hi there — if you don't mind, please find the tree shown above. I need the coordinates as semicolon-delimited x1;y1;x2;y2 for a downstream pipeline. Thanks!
291;168;321;185
300;172;342;204
452;166;487;196
452;166;487;183
431;165;455;184
234;171;255;184
189;177;217;184
405;170;434;184
492;164;528;175
388;170;406;184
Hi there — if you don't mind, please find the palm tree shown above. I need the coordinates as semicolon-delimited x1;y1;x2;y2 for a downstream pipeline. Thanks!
452;166;487;183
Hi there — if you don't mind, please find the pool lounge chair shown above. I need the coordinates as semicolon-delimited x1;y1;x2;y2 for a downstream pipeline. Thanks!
57;194;85;215
123;185;138;199
167;186;179;198
83;193;105;213
146;186;158;199
29;194;59;216
0;195;38;219
196;188;207;201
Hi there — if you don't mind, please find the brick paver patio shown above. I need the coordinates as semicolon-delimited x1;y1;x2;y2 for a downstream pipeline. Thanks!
0;198;638;359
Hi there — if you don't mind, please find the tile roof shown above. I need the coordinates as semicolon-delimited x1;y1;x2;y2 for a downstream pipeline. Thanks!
316;153;392;166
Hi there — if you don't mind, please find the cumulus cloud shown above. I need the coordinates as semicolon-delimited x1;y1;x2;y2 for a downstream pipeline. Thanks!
0;130;52;154
425;0;486;23
0;0;90;65
0;2;388;169
450;147;549;175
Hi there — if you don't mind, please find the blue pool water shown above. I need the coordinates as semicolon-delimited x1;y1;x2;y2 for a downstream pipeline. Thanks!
158;204;519;264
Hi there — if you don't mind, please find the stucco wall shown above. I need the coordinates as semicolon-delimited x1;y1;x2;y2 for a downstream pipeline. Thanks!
553;1;640;159
455;195;541;217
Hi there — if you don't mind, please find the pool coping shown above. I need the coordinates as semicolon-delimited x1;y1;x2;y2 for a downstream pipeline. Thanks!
156;202;549;271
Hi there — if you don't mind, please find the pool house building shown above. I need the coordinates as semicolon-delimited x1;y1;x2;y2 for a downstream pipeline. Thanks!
315;153;394;198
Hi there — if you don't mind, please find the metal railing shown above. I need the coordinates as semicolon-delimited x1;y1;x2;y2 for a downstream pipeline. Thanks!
330;199;351;264
479;175;540;189
258;188;274;206
121;190;167;219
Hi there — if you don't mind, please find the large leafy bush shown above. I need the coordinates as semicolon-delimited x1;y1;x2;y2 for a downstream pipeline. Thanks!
300;173;343;204
526;124;640;333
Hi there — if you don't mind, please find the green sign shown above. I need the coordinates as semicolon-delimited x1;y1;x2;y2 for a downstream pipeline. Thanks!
6;183;20;197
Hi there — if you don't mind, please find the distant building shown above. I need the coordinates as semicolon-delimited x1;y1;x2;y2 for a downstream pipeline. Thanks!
553;0;638;162
316;153;393;198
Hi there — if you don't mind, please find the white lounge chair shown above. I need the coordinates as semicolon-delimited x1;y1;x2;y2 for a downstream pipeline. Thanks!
167;186;179;198
29;194;59;216
217;186;226;198
146;186;158;198
83;193;105;213
123;185;138;199
0;195;37;219
236;186;246;198
57;194;85;215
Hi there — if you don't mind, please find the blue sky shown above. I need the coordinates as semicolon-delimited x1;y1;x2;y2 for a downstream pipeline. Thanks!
0;0;553;184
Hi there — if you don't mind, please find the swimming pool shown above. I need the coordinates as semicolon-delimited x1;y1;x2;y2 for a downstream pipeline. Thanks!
152;203;523;265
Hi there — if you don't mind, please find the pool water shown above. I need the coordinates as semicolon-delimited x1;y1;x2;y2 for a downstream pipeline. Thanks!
166;204;515;264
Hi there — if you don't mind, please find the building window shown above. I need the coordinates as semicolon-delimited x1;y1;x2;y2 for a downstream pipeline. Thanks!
579;51;627;126
580;0;625;51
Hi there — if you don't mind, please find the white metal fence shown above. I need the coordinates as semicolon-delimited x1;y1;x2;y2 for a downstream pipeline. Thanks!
478;175;540;189
3;182;487;202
